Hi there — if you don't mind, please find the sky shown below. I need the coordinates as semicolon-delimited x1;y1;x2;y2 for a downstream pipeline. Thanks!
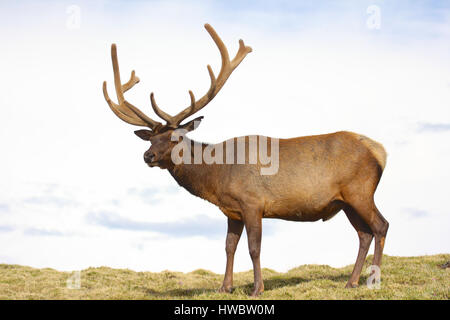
0;0;449;274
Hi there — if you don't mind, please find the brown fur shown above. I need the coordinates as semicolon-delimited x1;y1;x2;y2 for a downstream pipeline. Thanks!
348;132;387;170
135;129;389;296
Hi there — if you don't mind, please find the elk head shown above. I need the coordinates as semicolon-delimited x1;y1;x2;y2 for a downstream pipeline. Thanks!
103;24;252;169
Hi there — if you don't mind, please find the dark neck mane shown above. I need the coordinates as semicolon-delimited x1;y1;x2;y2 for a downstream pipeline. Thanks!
167;137;219;204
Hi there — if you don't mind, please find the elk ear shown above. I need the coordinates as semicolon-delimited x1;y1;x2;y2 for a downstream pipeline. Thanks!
134;129;153;141
179;116;203;132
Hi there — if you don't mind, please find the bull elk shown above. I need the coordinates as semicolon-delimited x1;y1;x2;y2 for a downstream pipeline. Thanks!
102;24;389;296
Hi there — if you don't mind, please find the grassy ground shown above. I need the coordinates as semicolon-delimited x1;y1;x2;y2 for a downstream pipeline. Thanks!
0;254;448;300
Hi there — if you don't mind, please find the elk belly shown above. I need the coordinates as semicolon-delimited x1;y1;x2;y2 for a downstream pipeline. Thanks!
264;198;313;221
264;197;344;222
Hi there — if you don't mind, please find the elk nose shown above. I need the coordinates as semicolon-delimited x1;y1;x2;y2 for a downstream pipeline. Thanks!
144;151;155;163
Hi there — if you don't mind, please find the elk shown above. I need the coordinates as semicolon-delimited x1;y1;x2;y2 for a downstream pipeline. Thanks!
102;24;389;296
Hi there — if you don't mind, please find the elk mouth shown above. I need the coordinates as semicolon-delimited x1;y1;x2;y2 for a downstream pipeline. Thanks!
146;161;159;167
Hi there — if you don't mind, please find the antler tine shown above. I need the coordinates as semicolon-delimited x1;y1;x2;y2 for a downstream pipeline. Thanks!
103;81;149;126
150;93;173;123
231;39;253;69
167;24;251;126
206;64;217;97
205;23;230;70
188;90;196;107
103;44;162;130
111;44;125;106
122;70;140;93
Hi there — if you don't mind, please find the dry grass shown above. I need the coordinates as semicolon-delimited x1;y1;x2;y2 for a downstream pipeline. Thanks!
0;254;448;300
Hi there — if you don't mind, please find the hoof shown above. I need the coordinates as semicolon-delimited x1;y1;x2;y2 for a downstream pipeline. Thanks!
250;287;264;297
345;282;359;289
218;285;232;293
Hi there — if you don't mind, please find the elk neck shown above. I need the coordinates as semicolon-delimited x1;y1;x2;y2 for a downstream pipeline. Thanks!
167;136;220;205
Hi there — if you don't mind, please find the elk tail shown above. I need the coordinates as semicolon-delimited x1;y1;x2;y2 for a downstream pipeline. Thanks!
358;134;388;171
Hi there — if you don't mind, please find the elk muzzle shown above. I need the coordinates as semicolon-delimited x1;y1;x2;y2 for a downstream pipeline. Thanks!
144;150;156;164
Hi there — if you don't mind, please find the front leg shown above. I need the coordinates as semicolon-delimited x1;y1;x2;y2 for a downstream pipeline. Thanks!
243;208;264;297
219;218;244;293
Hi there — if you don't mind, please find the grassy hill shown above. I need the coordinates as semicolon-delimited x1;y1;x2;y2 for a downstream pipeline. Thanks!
0;254;448;300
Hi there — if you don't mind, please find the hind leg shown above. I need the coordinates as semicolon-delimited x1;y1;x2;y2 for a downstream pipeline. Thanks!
371;206;389;267
344;195;389;283
349;199;388;267
341;154;389;286
344;205;374;288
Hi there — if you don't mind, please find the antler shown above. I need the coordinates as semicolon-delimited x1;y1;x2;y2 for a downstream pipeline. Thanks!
151;23;252;127
103;24;252;130
103;44;162;130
